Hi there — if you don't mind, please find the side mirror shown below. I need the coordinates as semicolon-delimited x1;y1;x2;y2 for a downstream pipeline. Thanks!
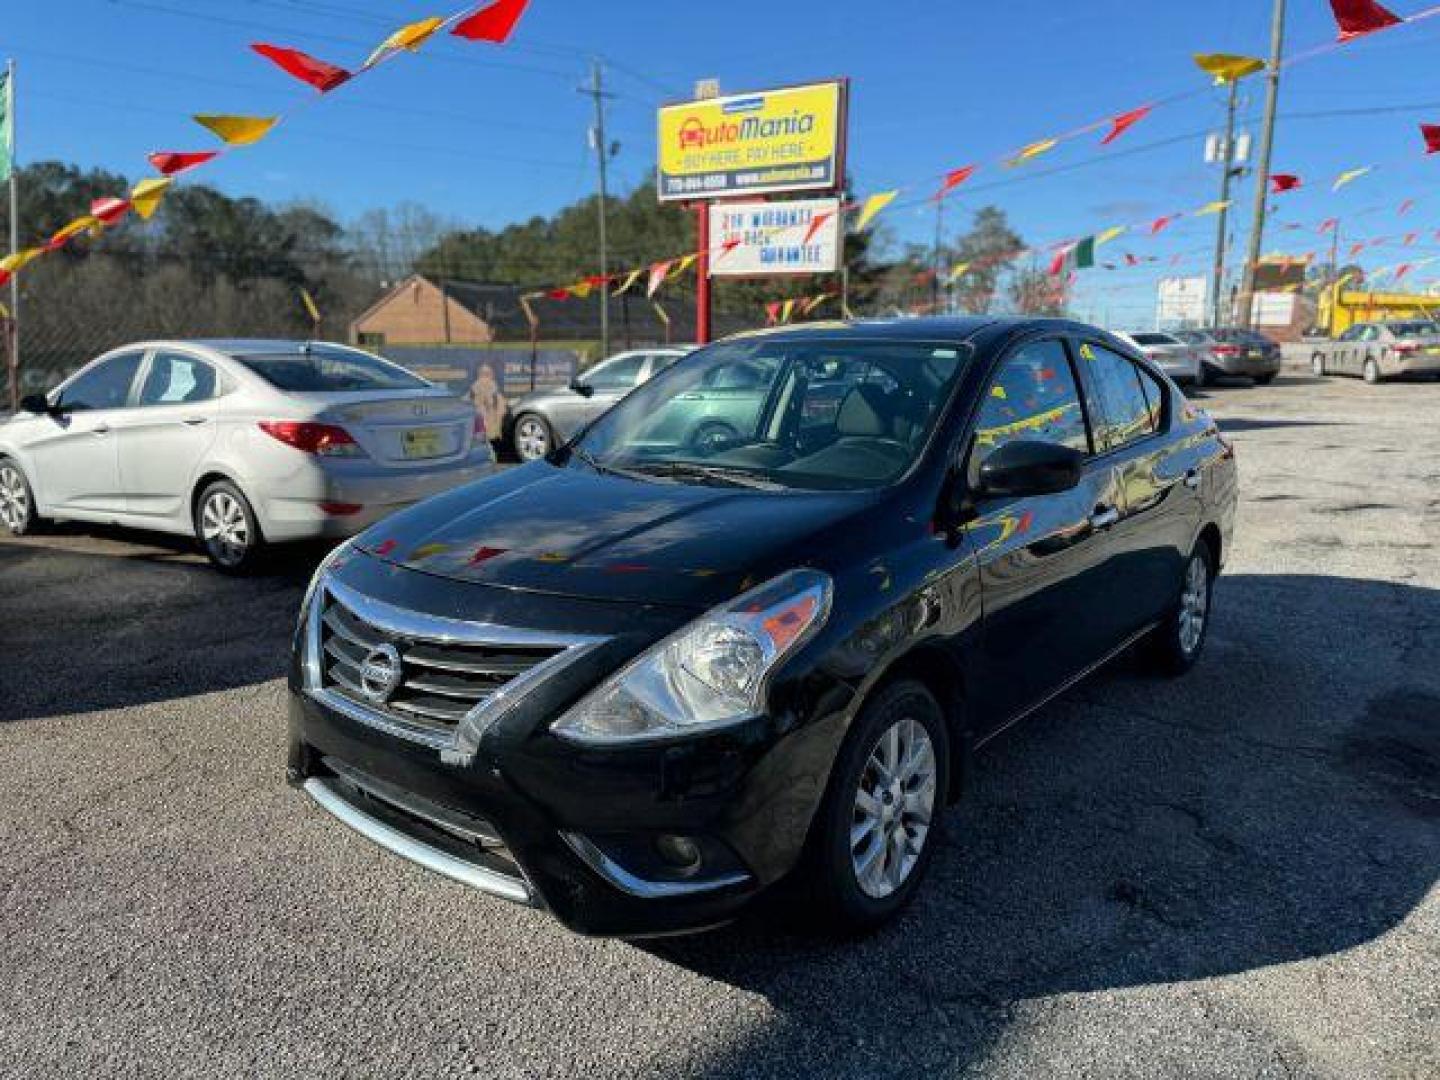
977;440;1084;498
19;393;52;416
569;378;595;398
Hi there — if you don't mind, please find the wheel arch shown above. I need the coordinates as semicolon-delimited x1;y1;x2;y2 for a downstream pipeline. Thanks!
867;642;972;804
1197;521;1223;569
190;468;250;525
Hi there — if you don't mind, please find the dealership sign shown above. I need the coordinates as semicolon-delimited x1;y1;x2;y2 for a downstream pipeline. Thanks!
657;81;847;202
709;198;841;277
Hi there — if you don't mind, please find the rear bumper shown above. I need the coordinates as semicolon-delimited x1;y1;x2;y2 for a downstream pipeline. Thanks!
1387;353;1440;376
252;455;497;541
1205;354;1282;378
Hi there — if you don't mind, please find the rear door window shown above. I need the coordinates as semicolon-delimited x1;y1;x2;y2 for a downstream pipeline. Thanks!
138;352;219;406
1078;342;1158;451
59;352;143;411
585;355;645;391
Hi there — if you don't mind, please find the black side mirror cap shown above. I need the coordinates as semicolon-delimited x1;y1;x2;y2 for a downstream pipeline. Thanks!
569;379;594;398
19;394;51;415
977;439;1084;498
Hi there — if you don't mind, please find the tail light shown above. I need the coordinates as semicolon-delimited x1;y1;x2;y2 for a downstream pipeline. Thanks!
259;421;364;458
1391;342;1419;354
1211;344;1242;357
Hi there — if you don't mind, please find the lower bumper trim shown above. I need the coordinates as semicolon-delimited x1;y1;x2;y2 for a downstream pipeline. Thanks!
303;777;534;905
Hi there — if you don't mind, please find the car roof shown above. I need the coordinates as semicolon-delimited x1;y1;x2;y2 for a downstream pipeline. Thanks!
725;315;1107;346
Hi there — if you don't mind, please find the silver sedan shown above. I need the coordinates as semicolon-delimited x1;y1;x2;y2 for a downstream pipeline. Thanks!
1114;331;1204;385
0;339;495;571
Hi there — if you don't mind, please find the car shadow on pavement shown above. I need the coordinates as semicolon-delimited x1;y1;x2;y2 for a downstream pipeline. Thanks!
0;530;329;723
1215;417;1342;433
641;573;1440;1077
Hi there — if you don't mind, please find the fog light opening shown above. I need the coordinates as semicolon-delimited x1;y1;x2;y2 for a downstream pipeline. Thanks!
655;834;702;876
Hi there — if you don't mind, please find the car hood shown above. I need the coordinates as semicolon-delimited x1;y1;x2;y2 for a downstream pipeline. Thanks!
354;461;876;608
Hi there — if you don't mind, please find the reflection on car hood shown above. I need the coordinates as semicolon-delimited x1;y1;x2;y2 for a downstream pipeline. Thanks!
353;461;872;608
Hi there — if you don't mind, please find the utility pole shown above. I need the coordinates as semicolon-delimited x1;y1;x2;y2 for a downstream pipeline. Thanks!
1237;0;1287;328
585;60;614;358
1326;218;1342;336
932;197;945;313
6;59;19;389
1209;79;1240;327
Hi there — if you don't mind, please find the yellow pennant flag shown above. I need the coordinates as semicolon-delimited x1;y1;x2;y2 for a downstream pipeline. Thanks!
1195;200;1231;216
567;281;593;299
613;267;643;296
948;261;971;283
0;247;44;273
194;114;279;146
854;190;898;232
48;214;101;249
300;287;321;325
675;253;699;273
365;17;446;67
1333;166;1372;191
1193;53;1265;84
651;301;670;328
780;299;796;324
1009;138;1058;166
131;177;173;220
1096;225;1126;246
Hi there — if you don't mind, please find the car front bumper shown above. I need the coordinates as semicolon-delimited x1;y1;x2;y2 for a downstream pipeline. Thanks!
253;453;497;541
285;553;852;937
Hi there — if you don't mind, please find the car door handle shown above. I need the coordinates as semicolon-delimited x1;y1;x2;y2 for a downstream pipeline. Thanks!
91;424;111;436
181;417;209;426
1183;468;1202;490
1089;506;1121;530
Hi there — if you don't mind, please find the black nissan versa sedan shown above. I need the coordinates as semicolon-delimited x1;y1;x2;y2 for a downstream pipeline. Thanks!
287;317;1237;937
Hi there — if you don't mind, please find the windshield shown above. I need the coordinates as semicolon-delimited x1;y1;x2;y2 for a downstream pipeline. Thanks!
236;346;429;392
1131;333;1177;345
1388;321;1440;338
569;337;972;492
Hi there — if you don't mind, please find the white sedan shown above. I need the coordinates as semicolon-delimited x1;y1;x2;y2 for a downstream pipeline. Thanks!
0;339;495;571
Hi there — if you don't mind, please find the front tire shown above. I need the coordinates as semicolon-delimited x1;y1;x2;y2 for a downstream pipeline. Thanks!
1142;540;1215;677
1312;353;1327;377
513;413;553;463
805;680;950;934
195;479;264;574
0;457;40;536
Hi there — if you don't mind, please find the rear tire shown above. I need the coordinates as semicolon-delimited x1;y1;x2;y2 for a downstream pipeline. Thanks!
513;413;553;463
1254;374;1276;386
1363;357;1381;384
1142;539;1215;677
1197;364;1214;388
1312;353;1326;377
194;479;264;574
803;680;950;935
0;457;40;536
690;421;738;454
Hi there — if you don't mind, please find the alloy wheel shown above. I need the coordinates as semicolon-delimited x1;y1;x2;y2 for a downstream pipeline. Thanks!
850;715;937;899
200;490;250;567
515;417;550;462
1178;554;1209;656
0;464;28;532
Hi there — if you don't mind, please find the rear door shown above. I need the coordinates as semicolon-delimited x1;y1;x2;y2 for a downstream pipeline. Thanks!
1073;339;1200;634
114;349;223;519
26;351;143;513
966;336;1127;729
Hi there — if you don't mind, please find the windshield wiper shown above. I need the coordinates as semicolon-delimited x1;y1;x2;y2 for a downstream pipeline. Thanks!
623;461;785;491
570;446;665;483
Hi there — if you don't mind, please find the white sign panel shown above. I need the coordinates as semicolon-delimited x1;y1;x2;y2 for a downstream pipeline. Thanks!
1156;275;1208;326
1250;292;1296;327
708;198;841;278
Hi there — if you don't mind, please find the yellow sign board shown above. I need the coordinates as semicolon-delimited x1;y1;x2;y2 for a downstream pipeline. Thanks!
657;81;846;202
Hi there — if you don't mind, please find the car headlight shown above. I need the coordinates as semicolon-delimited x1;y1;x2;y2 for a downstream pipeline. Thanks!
552;569;833;745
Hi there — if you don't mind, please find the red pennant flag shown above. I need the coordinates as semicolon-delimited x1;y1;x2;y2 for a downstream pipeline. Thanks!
1269;173;1301;193
148;151;218;176
1329;0;1403;42
1398;198;1415;215
0;269;11;289
765;301;781;326
91;197;131;225
452;0;532;43
1101;106;1151;146
584;274;611;287
1124;253;1140;267
546;288;569;301
646;261;672;298
1150;215;1177;235
1047;247;1071;276
1348;242;1367;258
1395;263;1414;281
717;238;742;261
1319;218;1339;234
802;210;835;246
936;165;976;200
1404;232;1418;246
251;43;351;92
1422;124;1440;154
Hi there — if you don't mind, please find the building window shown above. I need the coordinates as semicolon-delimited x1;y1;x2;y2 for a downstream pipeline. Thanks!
357;332;386;347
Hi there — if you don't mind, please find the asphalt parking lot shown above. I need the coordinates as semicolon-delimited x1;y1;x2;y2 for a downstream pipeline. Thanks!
1;373;1437;1079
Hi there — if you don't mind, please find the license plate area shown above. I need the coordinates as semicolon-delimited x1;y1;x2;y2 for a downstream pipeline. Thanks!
402;427;446;459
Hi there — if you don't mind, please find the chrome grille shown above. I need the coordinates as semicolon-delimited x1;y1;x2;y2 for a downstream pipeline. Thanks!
317;588;567;734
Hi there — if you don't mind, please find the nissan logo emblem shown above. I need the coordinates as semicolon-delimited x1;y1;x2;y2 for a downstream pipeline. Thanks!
358;643;403;703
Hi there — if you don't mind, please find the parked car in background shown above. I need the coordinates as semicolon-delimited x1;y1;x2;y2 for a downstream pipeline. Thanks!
1114;331;1203;385
1174;328;1282;386
507;347;694;462
0;340;495;571
289;316;1236;937
1308;320;1440;383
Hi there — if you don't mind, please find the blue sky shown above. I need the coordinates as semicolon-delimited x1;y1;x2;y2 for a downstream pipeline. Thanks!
7;0;1440;321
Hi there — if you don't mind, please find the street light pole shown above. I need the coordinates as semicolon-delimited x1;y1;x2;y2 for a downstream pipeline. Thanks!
1209;79;1240;327
586;59;613;358
1237;0;1287;328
